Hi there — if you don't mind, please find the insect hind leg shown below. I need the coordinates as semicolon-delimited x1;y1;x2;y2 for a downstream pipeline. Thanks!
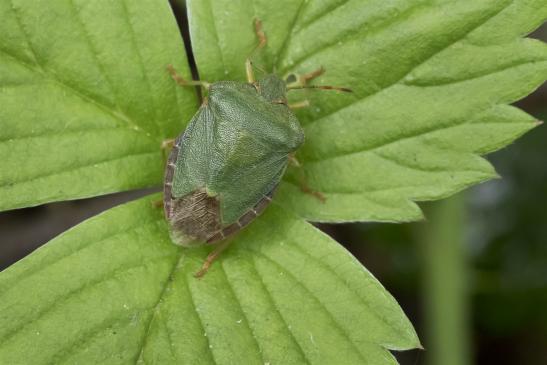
299;180;326;203
288;155;326;202
194;238;234;278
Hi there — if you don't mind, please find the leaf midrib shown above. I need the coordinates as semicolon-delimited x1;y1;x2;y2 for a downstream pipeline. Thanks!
135;250;185;364
246;257;311;364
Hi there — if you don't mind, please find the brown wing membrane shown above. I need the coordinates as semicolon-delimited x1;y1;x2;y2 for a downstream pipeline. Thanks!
169;189;222;242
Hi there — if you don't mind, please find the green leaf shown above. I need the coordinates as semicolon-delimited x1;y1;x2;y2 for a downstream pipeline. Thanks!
187;0;547;223
0;195;419;364
0;0;197;211
2;0;546;363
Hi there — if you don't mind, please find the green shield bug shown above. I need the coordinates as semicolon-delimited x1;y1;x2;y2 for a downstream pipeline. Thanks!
163;20;350;277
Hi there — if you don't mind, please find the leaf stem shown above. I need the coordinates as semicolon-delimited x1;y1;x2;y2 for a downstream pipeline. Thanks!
421;193;471;365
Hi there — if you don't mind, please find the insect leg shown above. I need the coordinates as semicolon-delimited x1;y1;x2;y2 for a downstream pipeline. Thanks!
161;138;175;150
288;155;327;203
160;138;175;164
301;67;325;83
288;100;310;109
299;179;327;203
286;66;352;93
287;85;352;93
151;199;164;209
246;18;268;83
245;61;255;84
167;65;210;89
285;67;324;88
194;238;234;278
288;153;301;167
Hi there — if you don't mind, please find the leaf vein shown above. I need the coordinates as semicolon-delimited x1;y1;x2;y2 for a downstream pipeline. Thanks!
284;238;415;343
297;0;352;31
68;0;124;116
0;47;156;140
306;112;484;164
274;0;309;71
248;256;311;364
372;151;485;174
182;271;218;364
160;315;179;364
218;262;265;363
283;1;427;72
7;0;42;69
206;0;227;76
134;251;184;363
0;127;136;144
0;219;164;293
51;314;139;364
0;150;158;188
404;58;547;87
120;0;162;138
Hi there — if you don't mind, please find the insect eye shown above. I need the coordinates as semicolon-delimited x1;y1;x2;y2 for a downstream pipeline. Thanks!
285;74;297;84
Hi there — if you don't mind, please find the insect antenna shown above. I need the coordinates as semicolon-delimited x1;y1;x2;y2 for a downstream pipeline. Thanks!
249;18;267;58
246;18;268;83
287;85;353;93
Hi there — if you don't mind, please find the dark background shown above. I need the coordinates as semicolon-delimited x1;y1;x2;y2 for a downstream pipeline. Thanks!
1;4;545;365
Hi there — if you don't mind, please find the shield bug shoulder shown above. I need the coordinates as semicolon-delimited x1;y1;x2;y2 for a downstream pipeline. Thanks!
163;19;351;277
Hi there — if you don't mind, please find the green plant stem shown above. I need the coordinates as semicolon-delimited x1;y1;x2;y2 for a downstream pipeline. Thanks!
422;193;471;365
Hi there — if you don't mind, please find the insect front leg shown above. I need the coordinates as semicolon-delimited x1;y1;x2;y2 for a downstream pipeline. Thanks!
245;18;267;83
